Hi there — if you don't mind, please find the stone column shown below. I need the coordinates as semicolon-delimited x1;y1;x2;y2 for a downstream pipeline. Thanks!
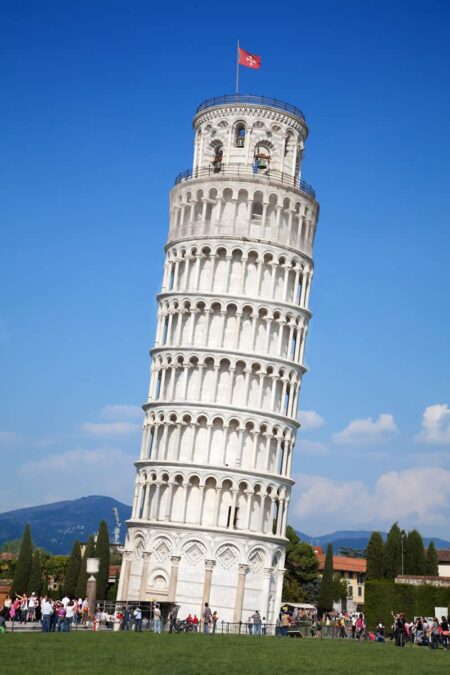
118;551;133;601
224;254;232;292
274;568;285;618
305;272;313;306
200;559;216;612
261;567;274;623
299;327;308;363
213;487;221;527
282;265;290;302
167;555;181;603
139;551;152;600
192;254;201;290
175;309;184;345
233;564;249;624
232;308;242;347
264;317;272;353
172;258;180;291
143;482;152;519
300;267;309;305
296;267;303;304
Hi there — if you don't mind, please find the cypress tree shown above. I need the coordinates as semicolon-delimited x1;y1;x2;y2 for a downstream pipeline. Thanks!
27;549;43;596
404;529;426;575
95;520;111;601
425;542;439;576
384;523;403;579
11;524;33;596
366;531;385;579
75;536;95;599
318;544;334;614
63;540;82;597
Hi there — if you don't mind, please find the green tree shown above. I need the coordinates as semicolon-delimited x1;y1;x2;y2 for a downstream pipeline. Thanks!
283;526;319;603
318;544;334;613
425;542;439;576
95;521;111;601
11;524;33;596
404;529;426;575
384;523;403;579
366;531;385;579
63;540;82;597
27;549;43;595
75;536;96;599
333;577;349;602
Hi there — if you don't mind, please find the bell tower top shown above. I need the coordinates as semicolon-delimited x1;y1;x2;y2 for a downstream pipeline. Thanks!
191;94;309;182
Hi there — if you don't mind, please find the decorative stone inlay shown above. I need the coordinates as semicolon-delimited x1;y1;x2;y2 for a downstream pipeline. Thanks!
217;544;239;569
184;541;206;565
153;538;171;562
249;548;265;573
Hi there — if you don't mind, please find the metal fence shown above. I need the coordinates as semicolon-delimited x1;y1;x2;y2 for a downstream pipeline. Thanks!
174;163;316;199
195;95;305;122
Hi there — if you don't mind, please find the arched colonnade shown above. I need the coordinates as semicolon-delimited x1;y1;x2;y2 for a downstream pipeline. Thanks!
132;469;290;538
139;409;295;477
161;244;313;310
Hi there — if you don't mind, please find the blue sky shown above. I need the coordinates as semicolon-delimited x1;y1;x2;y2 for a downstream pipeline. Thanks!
1;0;449;536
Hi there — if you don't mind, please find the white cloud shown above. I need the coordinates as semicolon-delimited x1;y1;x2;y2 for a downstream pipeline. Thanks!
81;422;141;436
292;467;450;535
332;413;397;446
298;439;329;455
19;447;135;505
414;404;450;445
100;404;143;422
298;410;326;431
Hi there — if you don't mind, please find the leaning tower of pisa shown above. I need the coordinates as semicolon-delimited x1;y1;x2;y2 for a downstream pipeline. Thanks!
118;94;319;623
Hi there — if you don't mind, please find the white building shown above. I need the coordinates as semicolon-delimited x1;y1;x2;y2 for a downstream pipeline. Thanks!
118;94;320;623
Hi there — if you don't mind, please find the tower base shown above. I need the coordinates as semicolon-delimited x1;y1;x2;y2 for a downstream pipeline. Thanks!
118;523;286;624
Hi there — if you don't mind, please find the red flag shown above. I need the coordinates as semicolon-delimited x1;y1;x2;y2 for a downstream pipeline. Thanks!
238;47;261;70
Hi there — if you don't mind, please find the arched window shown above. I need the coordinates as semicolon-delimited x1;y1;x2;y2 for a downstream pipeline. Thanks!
235;123;246;147
212;143;223;173
254;144;270;173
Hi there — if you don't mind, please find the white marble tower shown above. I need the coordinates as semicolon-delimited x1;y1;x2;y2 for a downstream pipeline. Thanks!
118;95;320;623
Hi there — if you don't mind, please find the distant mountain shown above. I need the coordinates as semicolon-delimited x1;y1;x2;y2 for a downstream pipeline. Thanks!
296;529;450;553
0;496;131;554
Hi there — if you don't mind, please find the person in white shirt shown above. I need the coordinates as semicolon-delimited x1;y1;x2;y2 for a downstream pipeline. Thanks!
134;606;143;632
61;596;70;608
41;597;53;632
28;593;37;622
65;600;75;632
153;605;162;633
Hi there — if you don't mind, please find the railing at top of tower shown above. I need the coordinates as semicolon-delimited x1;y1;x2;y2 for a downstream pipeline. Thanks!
195;95;305;122
174;164;316;199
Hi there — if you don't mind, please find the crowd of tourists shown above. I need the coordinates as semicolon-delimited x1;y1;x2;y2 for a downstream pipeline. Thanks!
0;592;448;650
391;613;449;649
0;593;91;631
116;603;265;635
275;607;449;649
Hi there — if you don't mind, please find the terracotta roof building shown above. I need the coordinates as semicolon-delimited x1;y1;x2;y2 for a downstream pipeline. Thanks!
314;546;367;611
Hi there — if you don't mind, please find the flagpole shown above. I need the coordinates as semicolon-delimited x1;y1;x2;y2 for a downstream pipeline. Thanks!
236;39;240;96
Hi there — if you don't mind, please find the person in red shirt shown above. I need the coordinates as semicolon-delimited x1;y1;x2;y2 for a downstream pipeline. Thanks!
192;614;199;631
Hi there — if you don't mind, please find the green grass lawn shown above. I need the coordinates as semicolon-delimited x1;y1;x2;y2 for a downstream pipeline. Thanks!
1;633;448;674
